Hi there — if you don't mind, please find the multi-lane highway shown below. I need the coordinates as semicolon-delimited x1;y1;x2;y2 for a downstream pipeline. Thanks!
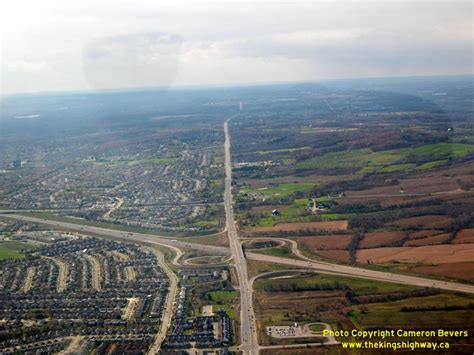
0;213;230;256
4;126;474;354
223;117;259;355
246;252;474;294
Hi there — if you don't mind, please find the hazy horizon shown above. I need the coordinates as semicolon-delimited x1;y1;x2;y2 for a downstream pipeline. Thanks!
1;73;472;99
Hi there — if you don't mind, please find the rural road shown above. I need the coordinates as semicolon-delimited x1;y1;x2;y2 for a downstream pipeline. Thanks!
224;117;259;355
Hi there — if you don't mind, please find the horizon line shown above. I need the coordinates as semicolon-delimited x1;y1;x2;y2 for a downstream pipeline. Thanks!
1;72;473;99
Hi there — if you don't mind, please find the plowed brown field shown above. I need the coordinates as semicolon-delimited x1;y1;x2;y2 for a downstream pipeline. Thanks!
412;262;474;282
453;229;474;244
408;230;440;239
316;250;350;263
392;215;451;229
248;221;348;234
356;244;474;264
404;233;450;246
299;235;352;250
358;231;406;248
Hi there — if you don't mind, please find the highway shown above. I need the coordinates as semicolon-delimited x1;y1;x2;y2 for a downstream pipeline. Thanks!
4;167;474;355
246;252;474;294
223;117;259;355
4;212;474;295
0;213;230;256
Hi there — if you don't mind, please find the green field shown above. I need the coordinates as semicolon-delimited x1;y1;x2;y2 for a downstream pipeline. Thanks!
245;197;351;227
208;290;238;301
0;240;37;260
206;291;239;320
248;198;314;227
247;259;301;278
408;142;473;157
257;146;310;155
415;159;448;170
240;183;315;198
253;245;290;257
355;293;474;329
379;163;417;173
213;156;224;164
296;143;473;172
296;148;405;170
317;213;352;221
309;323;326;332
212;304;236;319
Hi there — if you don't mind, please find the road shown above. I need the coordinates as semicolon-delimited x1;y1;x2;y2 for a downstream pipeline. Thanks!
147;247;179;354
0;200;223;212
59;336;84;354
103;197;124;219
4;170;474;355
4;212;474;295
0;213;230;256
223;117;259;355
246;252;474;294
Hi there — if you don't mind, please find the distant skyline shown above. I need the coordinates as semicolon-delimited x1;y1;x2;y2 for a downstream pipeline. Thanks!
1;0;472;95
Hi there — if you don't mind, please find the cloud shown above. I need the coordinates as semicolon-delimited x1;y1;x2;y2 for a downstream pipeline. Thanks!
4;60;49;72
83;32;182;90
1;0;472;94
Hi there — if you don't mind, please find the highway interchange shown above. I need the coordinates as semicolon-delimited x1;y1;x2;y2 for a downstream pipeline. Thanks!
1;116;474;353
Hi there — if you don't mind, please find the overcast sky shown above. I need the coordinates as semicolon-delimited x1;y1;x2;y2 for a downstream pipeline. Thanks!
0;0;472;94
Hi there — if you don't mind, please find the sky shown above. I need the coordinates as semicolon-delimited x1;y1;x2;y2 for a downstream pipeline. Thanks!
0;0;472;94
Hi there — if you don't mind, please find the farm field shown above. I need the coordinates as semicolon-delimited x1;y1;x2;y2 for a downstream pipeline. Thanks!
253;272;474;350
453;228;474;244
244;220;348;234
391;215;453;229
257;147;311;155
295;143;473;172
241;199;316;228
411;262;474;282
356;244;474;264
294;227;474;282
358;231;407;249
232;95;474;287
298;234;352;251
295;148;404;170
404;233;451;246
355;293;474;330
240;182;315;199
